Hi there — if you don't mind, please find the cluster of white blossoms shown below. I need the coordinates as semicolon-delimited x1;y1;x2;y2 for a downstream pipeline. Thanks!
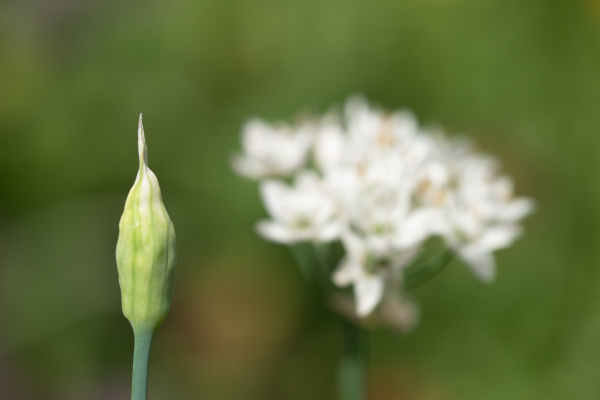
232;96;534;327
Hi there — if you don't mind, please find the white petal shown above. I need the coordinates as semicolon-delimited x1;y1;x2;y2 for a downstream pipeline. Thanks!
458;245;496;282
238;118;310;177
366;235;391;258
314;126;345;170
344;95;371;124
391;110;418;139
341;230;366;260
420;162;448;186
242;118;271;157
324;168;359;207
315;222;342;242
492;176;514;198
259;180;290;221
354;275;384;317
394;209;448;249
497;198;535;221
295;170;322;190
478;225;521;251
231;155;268;179
255;221;297;244
332;257;360;287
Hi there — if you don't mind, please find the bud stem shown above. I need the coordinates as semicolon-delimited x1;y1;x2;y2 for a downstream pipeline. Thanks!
131;328;155;400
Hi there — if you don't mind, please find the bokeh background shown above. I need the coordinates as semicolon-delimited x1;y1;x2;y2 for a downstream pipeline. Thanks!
1;0;599;398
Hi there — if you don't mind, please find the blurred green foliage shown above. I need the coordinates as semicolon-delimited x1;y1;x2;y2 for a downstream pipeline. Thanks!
1;0;600;399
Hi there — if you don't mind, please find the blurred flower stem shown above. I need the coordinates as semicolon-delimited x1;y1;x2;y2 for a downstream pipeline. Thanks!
339;319;365;400
132;328;154;400
289;243;315;281
289;242;335;289
289;242;366;399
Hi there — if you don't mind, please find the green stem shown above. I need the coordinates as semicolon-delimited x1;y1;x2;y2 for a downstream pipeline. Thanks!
289;243;314;281
404;250;454;291
338;320;365;400
131;328;155;400
313;243;335;290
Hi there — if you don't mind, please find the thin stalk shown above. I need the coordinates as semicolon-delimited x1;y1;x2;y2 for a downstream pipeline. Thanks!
313;243;335;290
338;320;365;400
289;243;314;281
404;250;454;291
131;328;155;400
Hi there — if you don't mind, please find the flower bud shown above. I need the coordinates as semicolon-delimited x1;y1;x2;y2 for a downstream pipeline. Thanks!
116;115;177;332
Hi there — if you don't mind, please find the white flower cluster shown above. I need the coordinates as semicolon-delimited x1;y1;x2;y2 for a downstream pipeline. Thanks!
232;96;534;324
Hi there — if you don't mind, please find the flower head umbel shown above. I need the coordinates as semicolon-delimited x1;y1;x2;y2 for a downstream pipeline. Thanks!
232;96;534;330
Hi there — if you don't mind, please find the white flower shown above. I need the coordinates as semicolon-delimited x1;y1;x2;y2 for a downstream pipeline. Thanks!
313;122;346;171
333;230;385;317
443;151;535;281
333;230;419;317
344;95;423;162
256;172;341;244
394;161;454;247
452;224;523;281
232;118;312;179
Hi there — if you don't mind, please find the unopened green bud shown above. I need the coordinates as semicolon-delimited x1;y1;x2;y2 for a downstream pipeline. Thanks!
116;115;177;333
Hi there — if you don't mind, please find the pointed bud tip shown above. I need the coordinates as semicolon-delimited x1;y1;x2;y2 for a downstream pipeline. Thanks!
138;114;148;167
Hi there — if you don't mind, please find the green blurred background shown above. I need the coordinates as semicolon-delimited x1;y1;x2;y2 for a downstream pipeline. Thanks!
0;0;599;398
